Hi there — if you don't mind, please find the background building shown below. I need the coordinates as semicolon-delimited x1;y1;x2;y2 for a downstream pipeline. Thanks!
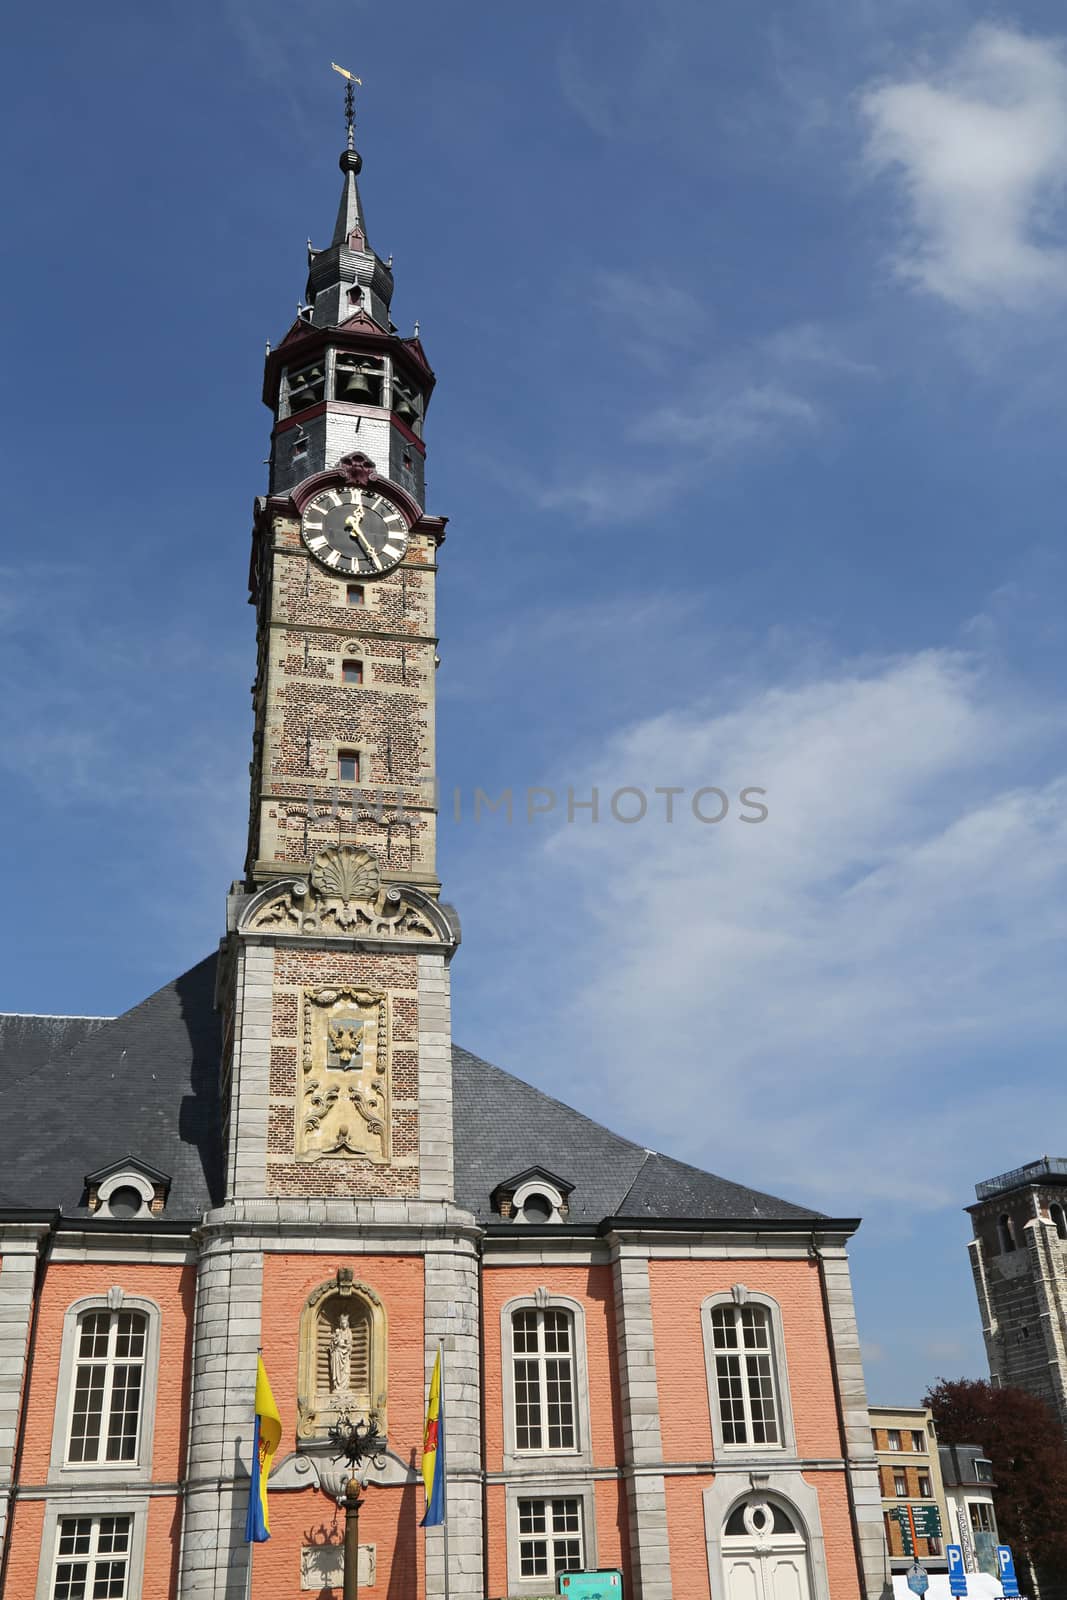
869;1406;945;1575
938;1445;998;1579
967;1155;1067;1429
0;107;889;1600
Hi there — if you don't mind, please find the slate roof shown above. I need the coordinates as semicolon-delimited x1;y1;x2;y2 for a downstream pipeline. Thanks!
0;956;223;1217
451;1046;823;1226
0;958;826;1230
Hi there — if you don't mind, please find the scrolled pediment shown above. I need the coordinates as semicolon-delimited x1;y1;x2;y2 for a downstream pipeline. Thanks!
238;846;454;944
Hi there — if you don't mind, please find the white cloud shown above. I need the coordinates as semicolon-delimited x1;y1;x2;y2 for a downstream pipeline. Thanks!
861;25;1067;309
641;379;822;451
466;641;1067;1217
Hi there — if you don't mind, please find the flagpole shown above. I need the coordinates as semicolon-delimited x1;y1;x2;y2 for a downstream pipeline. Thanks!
440;1342;450;1600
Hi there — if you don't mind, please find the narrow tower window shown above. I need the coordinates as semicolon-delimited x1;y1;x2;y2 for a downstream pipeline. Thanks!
342;659;364;685
346;584;365;607
1051;1203;1067;1240
997;1214;1017;1253
338;752;360;784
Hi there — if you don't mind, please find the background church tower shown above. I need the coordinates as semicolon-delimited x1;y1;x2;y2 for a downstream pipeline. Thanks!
179;87;482;1599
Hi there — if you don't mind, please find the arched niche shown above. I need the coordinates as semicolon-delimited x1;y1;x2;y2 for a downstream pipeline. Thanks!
297;1267;388;1441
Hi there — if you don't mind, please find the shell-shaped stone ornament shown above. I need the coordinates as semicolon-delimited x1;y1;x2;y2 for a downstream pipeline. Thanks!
310;846;381;907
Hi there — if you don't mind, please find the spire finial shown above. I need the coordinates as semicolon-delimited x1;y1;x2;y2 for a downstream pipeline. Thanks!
331;62;362;151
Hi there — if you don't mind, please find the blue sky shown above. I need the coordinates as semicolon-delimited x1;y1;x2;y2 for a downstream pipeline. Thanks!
4;0;1067;1404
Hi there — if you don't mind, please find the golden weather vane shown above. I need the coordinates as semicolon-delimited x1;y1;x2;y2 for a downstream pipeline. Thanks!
331;62;362;146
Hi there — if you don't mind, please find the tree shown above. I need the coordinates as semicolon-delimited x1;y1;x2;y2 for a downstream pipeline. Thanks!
925;1378;1067;1581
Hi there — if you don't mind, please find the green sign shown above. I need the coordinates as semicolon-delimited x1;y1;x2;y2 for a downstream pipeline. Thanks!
889;1503;943;1548
912;1506;943;1538
557;1571;624;1600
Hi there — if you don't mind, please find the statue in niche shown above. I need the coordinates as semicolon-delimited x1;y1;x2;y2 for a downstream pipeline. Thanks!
329;1313;354;1396
297;1270;388;1442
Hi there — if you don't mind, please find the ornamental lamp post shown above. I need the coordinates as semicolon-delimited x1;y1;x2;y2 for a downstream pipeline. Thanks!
328;1411;388;1600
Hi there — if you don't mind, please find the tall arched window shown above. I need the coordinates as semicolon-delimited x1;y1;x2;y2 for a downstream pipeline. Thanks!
512;1307;575;1451
702;1289;796;1456
709;1302;781;1445
1051;1204;1067;1241
997;1214;1017;1253
66;1308;148;1464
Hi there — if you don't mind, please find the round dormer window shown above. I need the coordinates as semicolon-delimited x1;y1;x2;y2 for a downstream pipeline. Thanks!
521;1191;554;1223
106;1186;145;1219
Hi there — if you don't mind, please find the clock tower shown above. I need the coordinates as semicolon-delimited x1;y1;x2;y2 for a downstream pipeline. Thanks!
179;102;481;1600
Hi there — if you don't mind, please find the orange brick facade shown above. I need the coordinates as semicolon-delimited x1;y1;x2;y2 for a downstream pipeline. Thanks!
1;1238;882;1600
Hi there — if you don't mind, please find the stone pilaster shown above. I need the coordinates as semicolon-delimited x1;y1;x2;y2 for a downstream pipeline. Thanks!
178;1231;264;1599
609;1240;672;1600
417;954;454;1203
0;1225;47;1557
424;1236;482;1600
227;942;273;1201
816;1245;890;1600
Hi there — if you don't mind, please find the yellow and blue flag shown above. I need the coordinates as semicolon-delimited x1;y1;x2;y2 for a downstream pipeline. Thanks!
244;1356;282;1542
421;1347;445;1527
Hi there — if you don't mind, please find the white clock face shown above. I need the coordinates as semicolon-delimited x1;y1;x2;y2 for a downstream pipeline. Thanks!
300;487;410;577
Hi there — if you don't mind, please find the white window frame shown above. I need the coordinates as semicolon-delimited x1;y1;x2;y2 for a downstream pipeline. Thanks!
701;1288;796;1457
49;1293;162;1484
35;1496;148;1600
505;1480;598;1598
500;1294;592;1471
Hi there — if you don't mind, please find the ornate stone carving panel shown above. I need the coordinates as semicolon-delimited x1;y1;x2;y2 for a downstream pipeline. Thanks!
299;984;390;1162
245;844;442;940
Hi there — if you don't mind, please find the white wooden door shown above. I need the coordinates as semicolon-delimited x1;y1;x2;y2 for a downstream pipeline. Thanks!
763;1550;810;1600
722;1554;764;1600
723;1545;811;1600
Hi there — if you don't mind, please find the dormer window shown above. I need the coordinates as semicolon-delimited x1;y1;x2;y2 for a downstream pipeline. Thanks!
335;354;384;405
491;1167;574;1225
85;1159;170;1220
285;360;326;414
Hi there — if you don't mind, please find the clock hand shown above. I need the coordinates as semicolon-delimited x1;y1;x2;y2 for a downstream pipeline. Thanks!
356;530;382;570
343;513;383;570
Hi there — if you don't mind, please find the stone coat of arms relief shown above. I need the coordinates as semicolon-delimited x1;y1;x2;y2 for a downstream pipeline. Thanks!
299;985;390;1162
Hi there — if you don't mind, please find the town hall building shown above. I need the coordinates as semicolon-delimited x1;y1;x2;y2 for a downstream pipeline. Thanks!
0;104;889;1600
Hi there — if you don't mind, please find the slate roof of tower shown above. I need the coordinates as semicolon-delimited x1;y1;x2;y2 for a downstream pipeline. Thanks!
0;958;824;1228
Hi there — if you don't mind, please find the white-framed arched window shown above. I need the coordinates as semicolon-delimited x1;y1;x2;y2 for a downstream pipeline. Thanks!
702;1287;796;1457
500;1294;593;1470
49;1292;162;1483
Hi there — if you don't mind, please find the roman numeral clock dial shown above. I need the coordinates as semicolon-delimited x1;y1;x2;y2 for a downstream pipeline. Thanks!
300;487;410;576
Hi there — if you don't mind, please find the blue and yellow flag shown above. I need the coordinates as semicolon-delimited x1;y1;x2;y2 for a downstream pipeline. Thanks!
244;1356;282;1542
421;1347;445;1527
